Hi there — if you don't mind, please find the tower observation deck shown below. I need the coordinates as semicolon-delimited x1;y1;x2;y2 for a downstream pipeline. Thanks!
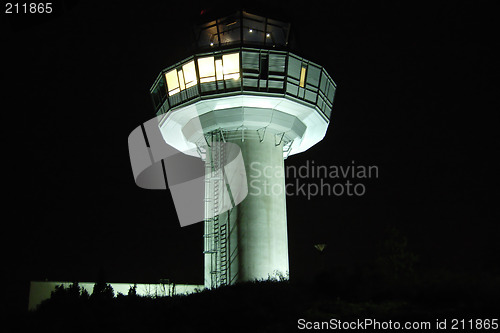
148;10;336;288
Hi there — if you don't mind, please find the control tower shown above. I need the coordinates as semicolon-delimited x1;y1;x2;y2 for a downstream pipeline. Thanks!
147;10;336;288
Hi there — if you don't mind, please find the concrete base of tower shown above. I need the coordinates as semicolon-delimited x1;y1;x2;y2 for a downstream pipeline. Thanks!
204;130;289;288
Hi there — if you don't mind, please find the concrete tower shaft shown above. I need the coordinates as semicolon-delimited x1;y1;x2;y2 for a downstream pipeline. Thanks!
229;132;288;282
204;130;289;287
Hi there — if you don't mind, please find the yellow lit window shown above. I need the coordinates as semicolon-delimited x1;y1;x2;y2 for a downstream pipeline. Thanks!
165;69;180;96
182;60;197;88
215;59;223;80
178;70;186;90
222;53;240;80
198;56;216;83
299;66;307;87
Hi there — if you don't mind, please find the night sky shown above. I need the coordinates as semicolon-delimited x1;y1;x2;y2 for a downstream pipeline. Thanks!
4;0;498;310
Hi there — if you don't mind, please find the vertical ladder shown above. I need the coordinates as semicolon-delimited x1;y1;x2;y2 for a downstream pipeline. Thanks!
211;130;222;287
203;130;229;288
218;138;228;286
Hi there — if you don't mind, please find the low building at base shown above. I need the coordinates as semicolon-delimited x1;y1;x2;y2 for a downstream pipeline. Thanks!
28;281;204;310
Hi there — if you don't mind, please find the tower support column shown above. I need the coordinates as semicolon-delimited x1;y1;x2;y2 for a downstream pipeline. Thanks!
204;130;289;287
231;130;289;283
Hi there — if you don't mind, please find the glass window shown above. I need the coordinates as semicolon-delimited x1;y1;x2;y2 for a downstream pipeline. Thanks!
222;53;240;80
266;18;288;47
269;53;286;73
215;59;224;80
306;65;321;87
287;55;302;79
217;13;240;45
182;61;197;88
243;16;265;44
198;56;216;83
299;66;307;87
151;84;161;108
178;70;186;90
260;54;269;79
165;69;179;96
215;59;223;80
197;23;219;49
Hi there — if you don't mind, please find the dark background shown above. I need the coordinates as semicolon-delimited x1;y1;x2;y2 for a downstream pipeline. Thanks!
3;0;498;313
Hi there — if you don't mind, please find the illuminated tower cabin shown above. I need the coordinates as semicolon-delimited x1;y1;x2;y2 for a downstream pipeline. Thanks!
150;11;336;288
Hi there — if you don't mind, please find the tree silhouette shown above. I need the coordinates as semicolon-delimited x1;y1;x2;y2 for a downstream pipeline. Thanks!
90;268;114;300
376;226;419;281
128;283;137;297
90;281;114;300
